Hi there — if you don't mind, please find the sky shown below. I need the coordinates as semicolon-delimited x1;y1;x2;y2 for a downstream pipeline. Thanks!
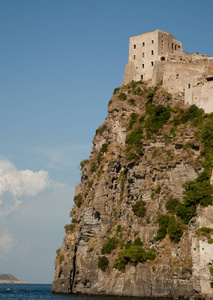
0;0;213;284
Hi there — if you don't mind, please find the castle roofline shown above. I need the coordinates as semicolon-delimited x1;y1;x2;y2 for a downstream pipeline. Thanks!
130;29;175;39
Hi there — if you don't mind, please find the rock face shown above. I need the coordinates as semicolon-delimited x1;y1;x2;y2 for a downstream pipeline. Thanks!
52;82;213;299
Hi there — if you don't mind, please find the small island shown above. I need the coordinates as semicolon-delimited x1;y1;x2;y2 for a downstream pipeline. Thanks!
0;273;28;284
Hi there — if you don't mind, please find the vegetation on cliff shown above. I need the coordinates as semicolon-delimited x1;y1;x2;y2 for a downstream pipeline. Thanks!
55;80;213;293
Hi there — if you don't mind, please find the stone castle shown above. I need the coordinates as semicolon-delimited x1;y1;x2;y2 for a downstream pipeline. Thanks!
123;29;213;113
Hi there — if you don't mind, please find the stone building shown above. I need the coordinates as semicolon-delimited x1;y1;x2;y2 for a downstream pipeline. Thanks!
122;29;213;113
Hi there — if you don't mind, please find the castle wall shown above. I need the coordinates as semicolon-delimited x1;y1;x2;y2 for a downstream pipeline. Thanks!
162;62;207;94
122;30;213;114
185;81;213;113
123;30;183;84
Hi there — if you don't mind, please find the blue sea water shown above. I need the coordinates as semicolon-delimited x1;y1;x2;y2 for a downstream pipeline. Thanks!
0;284;169;300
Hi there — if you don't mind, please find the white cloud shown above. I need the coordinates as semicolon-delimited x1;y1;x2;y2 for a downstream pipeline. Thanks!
0;229;14;253
0;159;50;216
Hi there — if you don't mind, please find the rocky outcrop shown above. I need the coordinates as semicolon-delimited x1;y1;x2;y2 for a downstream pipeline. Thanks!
52;82;213;299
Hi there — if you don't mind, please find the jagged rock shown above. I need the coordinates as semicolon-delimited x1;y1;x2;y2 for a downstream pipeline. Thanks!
52;82;213;299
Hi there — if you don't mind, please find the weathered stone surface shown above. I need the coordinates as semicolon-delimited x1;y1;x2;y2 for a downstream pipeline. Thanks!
52;82;213;299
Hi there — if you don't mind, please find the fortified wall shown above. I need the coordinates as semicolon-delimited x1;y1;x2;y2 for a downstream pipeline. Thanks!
123;30;213;113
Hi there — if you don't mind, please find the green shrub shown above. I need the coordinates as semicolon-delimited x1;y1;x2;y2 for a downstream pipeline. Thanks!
182;171;213;208
113;87;120;95
56;248;61;255
152;149;158;158
126;125;143;154
96;124;107;135
127;152;139;161
129;113;139;129
147;91;155;103
153;225;167;241
154;215;183;243
208;239;213;244
114;238;156;271
170;127;176;137
59;254;65;264
196;227;213;238
132;200;146;217
210;266;213;275
74;194;83;208
128;98;136;106
145;104;171;133
202;121;213;153
168;222;183;243
80;159;88;169
181;104;204;125
119;240;125;249
166;197;179;213
101;237;118;254
90;162;97;172
173;116;180;126
151;192;155;199
176;203;196;224
116;225;123;233
118;93;127;100
88;247;94;252
131;80;137;89
64;224;75;233
98;256;109;272
155;185;161;194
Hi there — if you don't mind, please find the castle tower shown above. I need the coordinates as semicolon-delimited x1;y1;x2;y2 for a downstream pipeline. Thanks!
122;30;182;85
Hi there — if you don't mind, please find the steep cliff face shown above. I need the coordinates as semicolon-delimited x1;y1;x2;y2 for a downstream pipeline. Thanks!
52;81;213;299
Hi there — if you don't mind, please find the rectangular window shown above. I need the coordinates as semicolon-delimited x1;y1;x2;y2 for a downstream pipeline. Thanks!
151;61;154;66
188;84;191;89
176;74;179;79
142;52;145;57
141;75;143;80
142;42;145;46
133;55;136;60
151;40;154;44
151;50;154;55
142;64;144;68
134;44;136;49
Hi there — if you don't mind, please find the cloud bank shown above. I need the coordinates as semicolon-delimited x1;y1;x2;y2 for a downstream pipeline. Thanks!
0;159;50;216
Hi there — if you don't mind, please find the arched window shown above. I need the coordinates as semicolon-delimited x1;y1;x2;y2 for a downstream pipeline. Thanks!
161;57;165;61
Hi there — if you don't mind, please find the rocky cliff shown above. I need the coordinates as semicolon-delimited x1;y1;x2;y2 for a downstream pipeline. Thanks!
52;81;213;299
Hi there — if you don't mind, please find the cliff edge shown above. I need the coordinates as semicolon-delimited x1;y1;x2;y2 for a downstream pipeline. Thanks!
52;81;213;299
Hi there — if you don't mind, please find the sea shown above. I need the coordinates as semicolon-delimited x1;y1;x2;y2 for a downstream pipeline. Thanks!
0;284;169;300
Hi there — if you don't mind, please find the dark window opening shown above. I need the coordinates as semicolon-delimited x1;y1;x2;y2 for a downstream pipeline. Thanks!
134;44;136;49
161;57;165;61
142;64;144;68
151;50;154;55
206;76;213;82
151;40;154;44
176;74;179;79
142;42;145;46
133;55;136;60
151;61;154;66
188;84;191;89
142;52;144;57
172;43;174;49
175;45;177;50
141;75;143;80
178;45;180;52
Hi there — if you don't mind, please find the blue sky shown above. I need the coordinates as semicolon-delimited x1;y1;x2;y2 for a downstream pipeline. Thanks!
0;0;213;283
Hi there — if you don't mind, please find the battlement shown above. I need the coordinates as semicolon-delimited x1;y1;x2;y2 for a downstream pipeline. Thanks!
122;30;213;113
